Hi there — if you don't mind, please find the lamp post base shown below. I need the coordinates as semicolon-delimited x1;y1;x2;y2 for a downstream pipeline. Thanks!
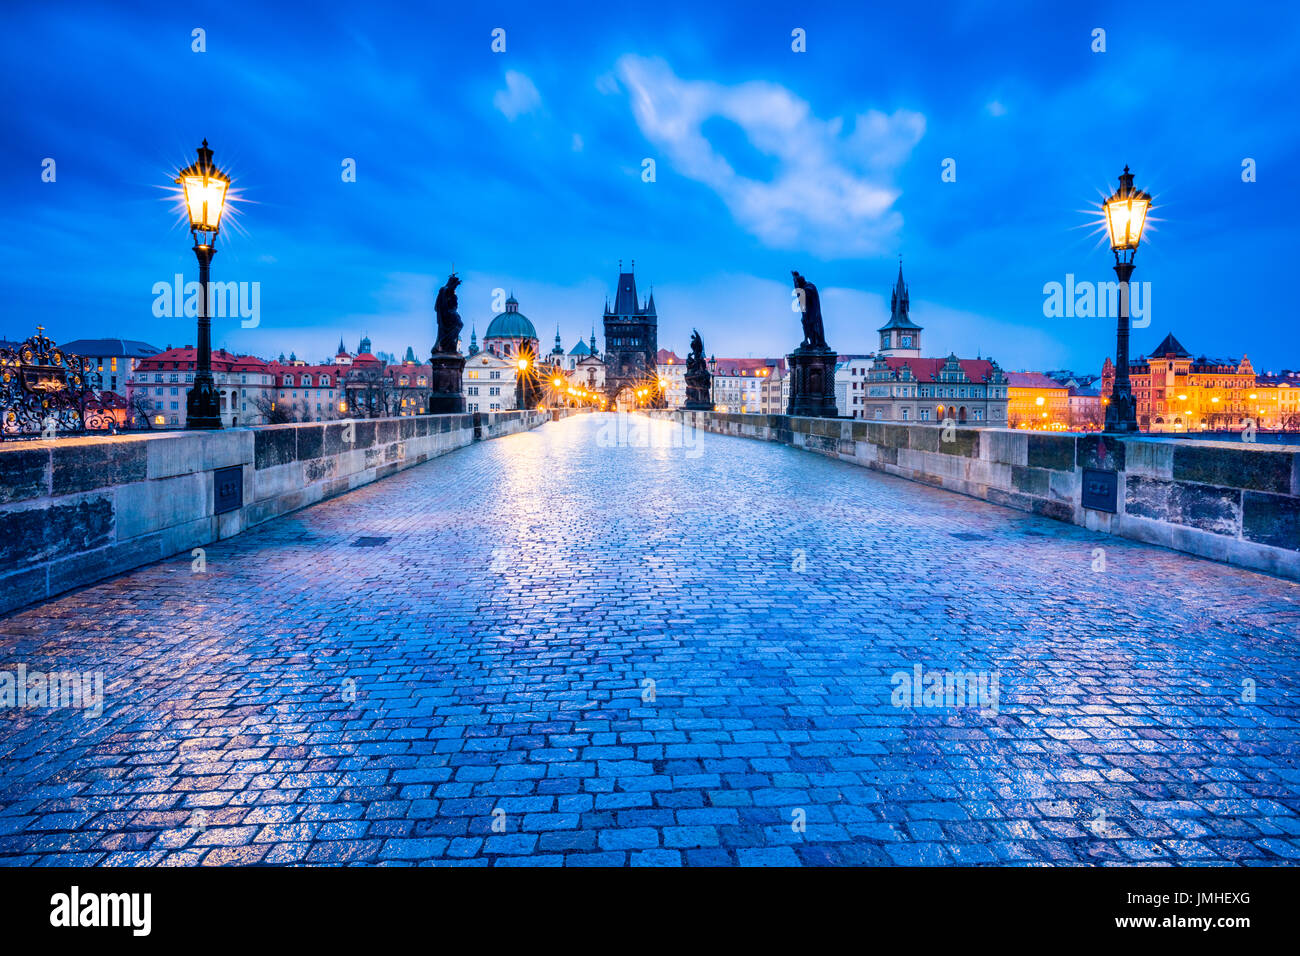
186;375;223;430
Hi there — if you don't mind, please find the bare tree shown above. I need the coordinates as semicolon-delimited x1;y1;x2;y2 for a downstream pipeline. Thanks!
126;392;155;430
252;392;295;425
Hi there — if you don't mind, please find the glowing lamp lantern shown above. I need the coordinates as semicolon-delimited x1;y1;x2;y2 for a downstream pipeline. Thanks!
1103;166;1150;255
174;139;232;430
1100;165;1151;435
176;140;230;237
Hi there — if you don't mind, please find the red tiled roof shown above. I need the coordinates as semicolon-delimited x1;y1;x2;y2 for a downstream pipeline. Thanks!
657;349;683;364
134;347;271;373
711;357;783;376
881;357;997;383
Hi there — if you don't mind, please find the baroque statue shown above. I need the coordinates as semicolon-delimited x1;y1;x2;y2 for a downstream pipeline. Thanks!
433;273;463;355
792;270;827;351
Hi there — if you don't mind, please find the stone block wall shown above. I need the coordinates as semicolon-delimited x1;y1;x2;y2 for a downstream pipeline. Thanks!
0;410;550;615
645;410;1300;581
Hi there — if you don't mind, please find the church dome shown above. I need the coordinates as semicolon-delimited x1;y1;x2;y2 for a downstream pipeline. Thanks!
483;295;537;341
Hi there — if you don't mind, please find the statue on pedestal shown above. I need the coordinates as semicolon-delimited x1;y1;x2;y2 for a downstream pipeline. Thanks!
786;270;839;418
684;329;712;410
428;272;466;414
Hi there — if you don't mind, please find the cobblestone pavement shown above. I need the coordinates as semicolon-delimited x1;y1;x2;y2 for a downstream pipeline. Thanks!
1;413;1298;866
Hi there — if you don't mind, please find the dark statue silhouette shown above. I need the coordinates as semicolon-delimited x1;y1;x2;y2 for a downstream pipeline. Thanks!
687;329;707;374
683;328;712;410
787;269;838;416
427;272;467;413
792;270;827;350
433;274;463;355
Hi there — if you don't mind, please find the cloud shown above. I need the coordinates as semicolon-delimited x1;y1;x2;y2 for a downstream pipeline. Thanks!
985;100;1007;117
493;70;541;120
572;133;584;152
615;55;924;256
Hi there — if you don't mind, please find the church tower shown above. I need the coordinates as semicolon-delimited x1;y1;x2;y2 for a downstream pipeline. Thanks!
602;260;661;406
878;263;922;358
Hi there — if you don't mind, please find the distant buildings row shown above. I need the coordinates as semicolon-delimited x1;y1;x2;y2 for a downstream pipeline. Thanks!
25;265;1295;433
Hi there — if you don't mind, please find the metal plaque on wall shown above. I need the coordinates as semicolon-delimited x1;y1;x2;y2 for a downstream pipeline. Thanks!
1081;468;1118;513
214;465;243;515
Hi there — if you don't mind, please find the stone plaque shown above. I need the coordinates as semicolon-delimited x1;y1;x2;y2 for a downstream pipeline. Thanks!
1081;468;1118;514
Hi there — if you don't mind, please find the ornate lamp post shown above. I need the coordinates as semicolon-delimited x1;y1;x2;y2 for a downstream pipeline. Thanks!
1102;165;1151;434
176;140;231;429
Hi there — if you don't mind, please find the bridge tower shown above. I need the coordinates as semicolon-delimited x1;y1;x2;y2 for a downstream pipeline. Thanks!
602;260;662;408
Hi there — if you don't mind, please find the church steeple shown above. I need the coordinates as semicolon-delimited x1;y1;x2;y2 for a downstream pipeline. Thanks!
892;263;908;321
468;325;479;356
877;260;922;357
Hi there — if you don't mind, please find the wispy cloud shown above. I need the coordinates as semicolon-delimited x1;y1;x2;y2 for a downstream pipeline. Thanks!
493;70;541;120
615;55;924;257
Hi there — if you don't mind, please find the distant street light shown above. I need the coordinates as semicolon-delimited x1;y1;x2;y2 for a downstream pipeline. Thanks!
176;139;231;429
1102;165;1151;434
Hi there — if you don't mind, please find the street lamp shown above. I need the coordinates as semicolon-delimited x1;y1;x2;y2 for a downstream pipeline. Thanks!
176;139;231;429
1102;165;1151;434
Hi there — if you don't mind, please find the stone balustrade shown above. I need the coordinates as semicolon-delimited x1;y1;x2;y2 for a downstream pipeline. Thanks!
643;410;1300;581
0;410;552;615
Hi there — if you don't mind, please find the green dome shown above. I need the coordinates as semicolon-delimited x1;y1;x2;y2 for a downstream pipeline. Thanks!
484;295;537;341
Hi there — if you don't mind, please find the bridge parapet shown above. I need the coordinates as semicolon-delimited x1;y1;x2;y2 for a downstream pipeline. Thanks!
643;410;1300;581
0;410;555;615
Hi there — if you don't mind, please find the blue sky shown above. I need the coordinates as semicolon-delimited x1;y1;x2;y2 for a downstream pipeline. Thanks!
3;0;1298;373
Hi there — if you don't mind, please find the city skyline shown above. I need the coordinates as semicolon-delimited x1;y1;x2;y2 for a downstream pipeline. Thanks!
3;1;1298;373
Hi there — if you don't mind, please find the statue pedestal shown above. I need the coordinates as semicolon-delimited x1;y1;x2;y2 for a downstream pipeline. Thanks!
684;372;713;410
786;346;839;417
427;352;465;414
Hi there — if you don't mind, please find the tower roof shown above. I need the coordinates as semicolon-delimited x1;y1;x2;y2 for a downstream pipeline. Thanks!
607;261;653;317
878;263;921;331
484;295;537;340
611;270;638;316
1148;332;1191;359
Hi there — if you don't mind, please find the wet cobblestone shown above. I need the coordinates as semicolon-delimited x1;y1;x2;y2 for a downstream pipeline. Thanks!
1;413;1298;866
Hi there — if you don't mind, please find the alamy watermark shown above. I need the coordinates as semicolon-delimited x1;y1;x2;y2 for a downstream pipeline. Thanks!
151;275;260;328
891;663;999;714
596;412;704;458
1;664;105;716
1042;274;1150;328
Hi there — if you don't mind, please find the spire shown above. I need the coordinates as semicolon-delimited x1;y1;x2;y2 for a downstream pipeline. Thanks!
879;258;920;332
590;325;598;355
468;325;479;356
337;337;346;354
613;262;639;316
